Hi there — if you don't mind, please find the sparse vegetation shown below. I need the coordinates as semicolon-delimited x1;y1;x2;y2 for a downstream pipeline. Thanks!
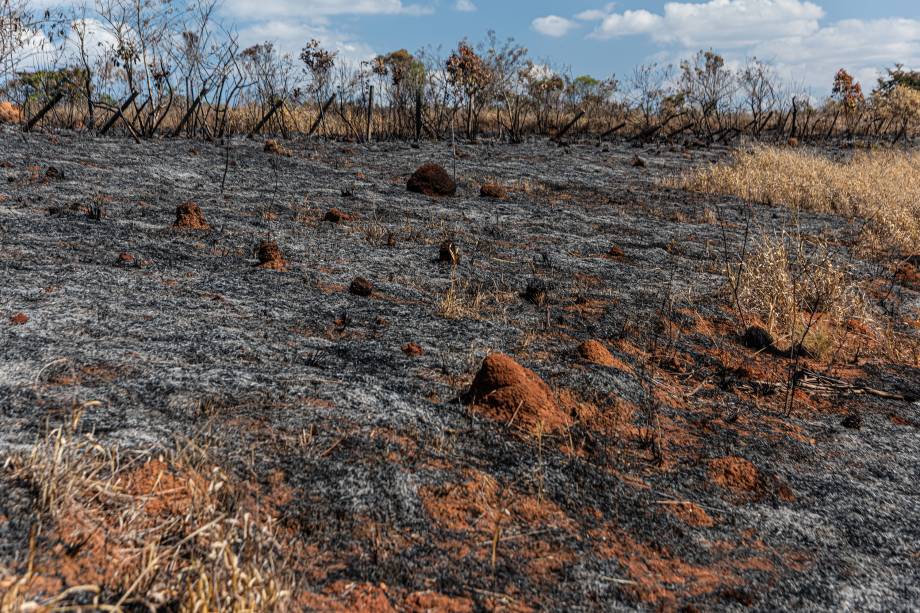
1;409;291;610
1;73;918;611
1;0;918;145
729;231;868;358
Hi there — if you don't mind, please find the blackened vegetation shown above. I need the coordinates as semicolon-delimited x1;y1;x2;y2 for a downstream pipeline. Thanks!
0;131;918;610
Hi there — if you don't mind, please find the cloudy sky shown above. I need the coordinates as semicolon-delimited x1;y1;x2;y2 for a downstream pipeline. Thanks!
27;0;920;94
223;0;918;93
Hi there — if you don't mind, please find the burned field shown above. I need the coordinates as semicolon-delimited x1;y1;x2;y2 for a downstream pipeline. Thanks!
1;128;919;611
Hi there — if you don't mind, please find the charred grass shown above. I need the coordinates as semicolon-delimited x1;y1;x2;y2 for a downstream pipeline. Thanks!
1;132;919;610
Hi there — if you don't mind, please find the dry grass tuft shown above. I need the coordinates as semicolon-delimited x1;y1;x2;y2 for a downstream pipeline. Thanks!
728;232;869;358
677;146;920;256
437;274;516;321
438;273;484;320
1;408;290;611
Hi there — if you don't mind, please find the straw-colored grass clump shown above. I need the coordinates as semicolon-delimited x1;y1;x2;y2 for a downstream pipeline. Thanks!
730;234;869;358
678;146;920;256
1;409;290;611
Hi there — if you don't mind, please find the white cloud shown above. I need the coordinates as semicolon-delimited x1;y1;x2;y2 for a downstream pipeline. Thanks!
531;15;578;38
548;0;920;90
591;9;663;39
13;18;120;72
592;0;824;47
455;0;477;12
222;0;433;74
575;3;616;21
754;17;920;91
221;0;432;20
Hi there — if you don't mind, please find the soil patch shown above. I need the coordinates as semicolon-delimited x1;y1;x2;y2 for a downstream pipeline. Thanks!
463;353;570;434
407;163;456;197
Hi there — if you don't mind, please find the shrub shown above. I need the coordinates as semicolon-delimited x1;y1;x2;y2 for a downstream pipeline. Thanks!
727;231;868;357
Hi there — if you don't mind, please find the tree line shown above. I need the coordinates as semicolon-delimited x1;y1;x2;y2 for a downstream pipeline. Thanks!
2;0;919;143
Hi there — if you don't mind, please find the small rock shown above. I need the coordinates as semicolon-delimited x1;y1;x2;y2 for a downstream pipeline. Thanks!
45;166;64;180
86;204;105;221
577;340;616;367
263;139;291;157
324;208;354;223
402;342;424;357
607;245;625;259
741;326;774;351
480;182;507;199
522;278;549;306
631;155;647;168
841;413;862;430
349;277;373;297
255;240;286;270
174;202;210;230
462;353;570;434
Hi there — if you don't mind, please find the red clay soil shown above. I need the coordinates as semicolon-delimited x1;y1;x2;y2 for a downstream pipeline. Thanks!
9;313;28;325
173;202;210;230
324;207;354;223
463;353;570;435
297;581;395;612
405;590;474;613
665;501;715;528
577;340;617;366
24;458;205;596
709;456;760;492
119;458;201;518
590;526;753;609
256;240;287;270
407;163;457;197
480;182;508;199
402;342;425;357
300;582;472;613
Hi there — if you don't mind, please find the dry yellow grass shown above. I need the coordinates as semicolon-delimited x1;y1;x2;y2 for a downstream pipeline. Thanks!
678;145;920;257
0;101;22;124
1;406;290;612
729;232;869;357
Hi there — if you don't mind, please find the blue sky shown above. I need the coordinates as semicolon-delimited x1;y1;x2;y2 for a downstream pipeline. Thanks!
25;1;920;94
221;0;920;93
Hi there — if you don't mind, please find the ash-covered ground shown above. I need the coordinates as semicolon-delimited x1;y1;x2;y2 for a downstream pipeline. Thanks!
1;127;919;611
